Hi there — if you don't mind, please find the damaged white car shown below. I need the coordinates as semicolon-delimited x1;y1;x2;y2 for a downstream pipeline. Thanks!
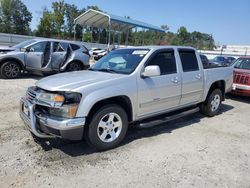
0;39;90;79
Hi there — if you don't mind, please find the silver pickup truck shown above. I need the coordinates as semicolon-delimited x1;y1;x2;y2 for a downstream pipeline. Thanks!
20;46;233;150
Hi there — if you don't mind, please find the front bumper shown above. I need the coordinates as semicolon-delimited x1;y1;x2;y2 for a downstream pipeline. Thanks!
19;97;86;140
231;83;250;96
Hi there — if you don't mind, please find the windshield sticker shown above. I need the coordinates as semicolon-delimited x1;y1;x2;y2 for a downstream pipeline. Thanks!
132;50;148;55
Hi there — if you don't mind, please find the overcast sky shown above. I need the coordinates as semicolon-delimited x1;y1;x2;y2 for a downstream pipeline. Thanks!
22;0;250;45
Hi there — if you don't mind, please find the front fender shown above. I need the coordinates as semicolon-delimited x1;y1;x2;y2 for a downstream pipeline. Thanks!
0;55;25;69
75;81;137;121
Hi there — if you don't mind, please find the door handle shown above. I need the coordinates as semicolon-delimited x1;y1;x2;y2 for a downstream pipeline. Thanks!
195;74;202;80
171;77;180;84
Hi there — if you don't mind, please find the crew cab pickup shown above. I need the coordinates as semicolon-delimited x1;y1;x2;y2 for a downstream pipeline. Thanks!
20;46;233;150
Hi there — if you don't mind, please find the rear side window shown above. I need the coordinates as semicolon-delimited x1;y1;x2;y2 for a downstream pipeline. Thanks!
147;51;177;75
70;43;80;51
179;50;199;72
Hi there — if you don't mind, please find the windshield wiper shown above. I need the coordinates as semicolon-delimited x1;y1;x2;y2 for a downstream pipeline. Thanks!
90;68;118;73
89;67;128;74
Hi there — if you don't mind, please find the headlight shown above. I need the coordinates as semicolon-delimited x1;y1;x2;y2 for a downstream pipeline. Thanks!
37;93;65;103
36;91;82;118
49;103;79;118
48;92;81;118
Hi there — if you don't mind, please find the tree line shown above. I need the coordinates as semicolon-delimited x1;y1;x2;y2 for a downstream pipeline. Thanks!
0;0;215;50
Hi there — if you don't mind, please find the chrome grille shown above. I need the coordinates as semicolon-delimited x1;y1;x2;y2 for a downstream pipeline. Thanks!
26;87;38;103
234;73;249;85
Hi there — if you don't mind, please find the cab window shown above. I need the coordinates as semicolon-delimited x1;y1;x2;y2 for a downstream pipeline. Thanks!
146;50;177;75
179;50;199;72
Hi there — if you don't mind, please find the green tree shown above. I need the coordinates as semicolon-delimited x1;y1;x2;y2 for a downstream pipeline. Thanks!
65;3;85;39
176;26;191;45
36;8;54;37
0;2;3;30
52;0;65;37
86;5;101;11
161;24;170;31
0;0;32;34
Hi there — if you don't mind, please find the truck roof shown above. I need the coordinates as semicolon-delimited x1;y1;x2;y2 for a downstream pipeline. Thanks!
123;45;196;51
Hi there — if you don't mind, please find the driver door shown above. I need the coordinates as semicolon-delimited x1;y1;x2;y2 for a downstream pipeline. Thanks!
25;41;50;69
137;50;182;117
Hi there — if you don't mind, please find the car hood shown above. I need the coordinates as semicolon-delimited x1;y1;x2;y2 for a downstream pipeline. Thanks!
0;46;17;53
36;70;125;92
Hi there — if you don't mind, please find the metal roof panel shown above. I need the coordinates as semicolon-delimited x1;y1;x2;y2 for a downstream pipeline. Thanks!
74;9;165;33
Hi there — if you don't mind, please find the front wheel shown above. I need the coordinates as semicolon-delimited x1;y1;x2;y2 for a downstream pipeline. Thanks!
0;61;21;79
86;105;128;151
200;89;222;117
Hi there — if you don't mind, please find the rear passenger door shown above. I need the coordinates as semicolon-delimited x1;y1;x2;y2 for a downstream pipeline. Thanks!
178;49;204;105
137;49;182;117
50;42;70;70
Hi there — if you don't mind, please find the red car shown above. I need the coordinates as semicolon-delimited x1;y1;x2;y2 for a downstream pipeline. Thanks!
232;57;250;96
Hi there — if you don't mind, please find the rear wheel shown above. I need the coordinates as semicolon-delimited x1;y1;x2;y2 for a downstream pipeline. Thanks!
0;61;21;79
86;105;128;151
200;89;222;117
66;61;84;72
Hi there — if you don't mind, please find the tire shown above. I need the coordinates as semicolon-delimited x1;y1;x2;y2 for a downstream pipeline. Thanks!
66;61;84;72
0;61;21;79
86;105;128;151
200;89;222;117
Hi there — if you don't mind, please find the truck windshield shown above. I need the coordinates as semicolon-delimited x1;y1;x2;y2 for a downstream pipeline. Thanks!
12;39;36;49
234;58;250;70
90;49;149;74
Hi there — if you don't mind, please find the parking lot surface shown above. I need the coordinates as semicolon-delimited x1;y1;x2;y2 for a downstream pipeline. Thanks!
0;75;250;188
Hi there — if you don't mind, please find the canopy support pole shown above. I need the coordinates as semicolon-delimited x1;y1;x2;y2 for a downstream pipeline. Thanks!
118;32;121;46
73;24;76;41
125;29;129;46
113;31;115;45
108;19;111;50
134;28;137;45
91;26;93;43
98;29;101;43
82;26;85;42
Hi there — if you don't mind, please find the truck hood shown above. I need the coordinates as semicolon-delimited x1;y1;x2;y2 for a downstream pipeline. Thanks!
36;70;125;91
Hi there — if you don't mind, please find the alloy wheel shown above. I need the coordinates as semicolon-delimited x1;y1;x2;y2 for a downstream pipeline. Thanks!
211;94;220;112
4;63;20;78
97;113;122;143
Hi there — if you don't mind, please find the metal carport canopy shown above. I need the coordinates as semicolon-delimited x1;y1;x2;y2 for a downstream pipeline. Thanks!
74;9;165;46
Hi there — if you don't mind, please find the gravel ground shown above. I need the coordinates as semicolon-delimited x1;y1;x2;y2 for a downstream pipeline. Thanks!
0;75;250;188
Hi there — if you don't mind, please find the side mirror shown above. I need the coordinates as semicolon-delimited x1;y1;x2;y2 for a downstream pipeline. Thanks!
141;65;161;78
20;48;29;52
